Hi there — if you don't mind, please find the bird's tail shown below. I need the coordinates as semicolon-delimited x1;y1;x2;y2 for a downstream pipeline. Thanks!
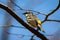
37;25;45;33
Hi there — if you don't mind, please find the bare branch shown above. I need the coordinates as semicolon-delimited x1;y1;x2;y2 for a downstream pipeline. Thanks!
42;0;60;23
10;25;26;29
47;19;60;22
0;25;25;29
0;3;48;40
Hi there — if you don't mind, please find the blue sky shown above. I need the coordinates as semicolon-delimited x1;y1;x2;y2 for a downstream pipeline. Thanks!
0;0;60;40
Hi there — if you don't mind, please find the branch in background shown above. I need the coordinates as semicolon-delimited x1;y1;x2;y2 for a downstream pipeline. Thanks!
30;34;35;40
0;25;54;40
0;25;25;29
10;25;26;29
8;0;46;16
47;19;60;22
42;0;60;23
5;31;32;38
0;3;48;40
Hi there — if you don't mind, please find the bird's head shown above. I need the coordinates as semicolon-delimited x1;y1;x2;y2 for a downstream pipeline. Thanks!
23;11;33;17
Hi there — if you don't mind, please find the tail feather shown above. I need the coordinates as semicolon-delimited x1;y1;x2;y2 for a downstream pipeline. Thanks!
38;25;45;33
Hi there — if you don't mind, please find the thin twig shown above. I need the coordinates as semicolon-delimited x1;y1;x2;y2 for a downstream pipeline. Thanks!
42;0;60;23
0;25;25;29
47;19;60;22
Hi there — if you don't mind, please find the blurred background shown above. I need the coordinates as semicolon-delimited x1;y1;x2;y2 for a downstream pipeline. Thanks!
0;0;60;40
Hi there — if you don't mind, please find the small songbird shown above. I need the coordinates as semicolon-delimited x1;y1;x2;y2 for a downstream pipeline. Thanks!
23;11;45;32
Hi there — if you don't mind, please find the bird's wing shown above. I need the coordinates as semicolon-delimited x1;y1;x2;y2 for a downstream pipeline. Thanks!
33;15;41;25
28;20;38;27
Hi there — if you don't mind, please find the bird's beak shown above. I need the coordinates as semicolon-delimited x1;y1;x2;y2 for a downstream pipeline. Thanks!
23;13;25;15
23;12;27;15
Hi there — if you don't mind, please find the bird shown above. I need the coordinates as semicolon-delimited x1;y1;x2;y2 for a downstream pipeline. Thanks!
23;11;45;32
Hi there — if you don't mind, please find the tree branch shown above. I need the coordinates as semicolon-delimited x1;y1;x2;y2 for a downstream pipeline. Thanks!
0;3;48;40
42;0;60;23
47;19;60;22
